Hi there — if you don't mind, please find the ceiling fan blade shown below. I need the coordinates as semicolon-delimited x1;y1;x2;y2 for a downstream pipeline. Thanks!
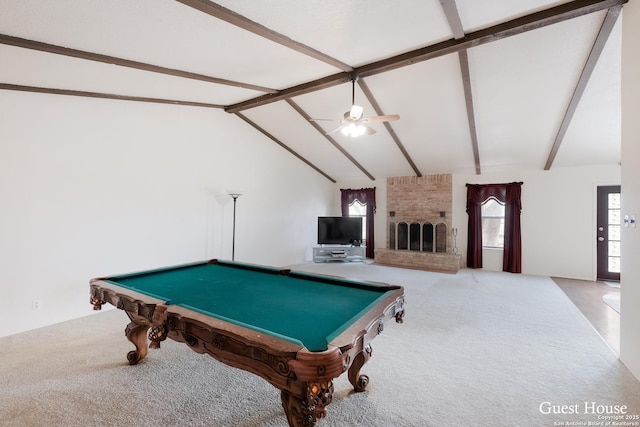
364;125;376;135
361;114;400;123
325;124;345;135
310;118;343;122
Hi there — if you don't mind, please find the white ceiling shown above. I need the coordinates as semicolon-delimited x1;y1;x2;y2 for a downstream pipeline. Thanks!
0;0;624;183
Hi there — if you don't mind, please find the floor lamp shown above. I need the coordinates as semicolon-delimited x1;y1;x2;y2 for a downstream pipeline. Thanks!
228;192;241;261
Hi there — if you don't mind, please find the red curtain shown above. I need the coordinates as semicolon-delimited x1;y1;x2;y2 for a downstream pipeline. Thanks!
341;188;376;258
466;182;523;273
503;183;523;273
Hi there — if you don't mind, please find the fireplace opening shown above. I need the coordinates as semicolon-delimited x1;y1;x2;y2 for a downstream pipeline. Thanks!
422;223;433;252
397;222;408;250
389;221;447;252
410;223;420;251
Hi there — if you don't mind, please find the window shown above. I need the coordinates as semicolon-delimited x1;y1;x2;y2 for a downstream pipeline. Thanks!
348;200;367;245
482;197;505;248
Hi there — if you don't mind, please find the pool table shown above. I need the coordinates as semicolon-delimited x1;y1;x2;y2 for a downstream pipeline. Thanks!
90;259;405;427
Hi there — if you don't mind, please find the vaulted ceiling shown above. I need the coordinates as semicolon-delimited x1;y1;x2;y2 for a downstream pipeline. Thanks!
0;0;625;183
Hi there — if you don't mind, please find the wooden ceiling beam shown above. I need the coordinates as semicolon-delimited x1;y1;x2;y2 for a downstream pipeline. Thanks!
544;5;622;170
286;99;376;181
0;83;224;108
440;0;482;175
0;33;276;94
176;0;353;72
358;78;422;177
226;72;351;113
440;0;466;40
234;112;336;183
226;0;626;114
358;0;627;77
457;50;481;175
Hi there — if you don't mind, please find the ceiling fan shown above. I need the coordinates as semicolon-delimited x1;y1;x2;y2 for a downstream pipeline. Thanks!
311;77;400;137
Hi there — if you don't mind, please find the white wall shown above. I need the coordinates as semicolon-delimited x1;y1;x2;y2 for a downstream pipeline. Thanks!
453;165;621;279
620;1;640;380
338;166;620;280
0;91;334;337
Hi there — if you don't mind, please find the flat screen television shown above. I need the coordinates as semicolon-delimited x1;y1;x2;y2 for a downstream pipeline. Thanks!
317;216;363;245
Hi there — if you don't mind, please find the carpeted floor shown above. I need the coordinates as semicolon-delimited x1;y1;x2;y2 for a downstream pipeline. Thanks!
2;263;639;426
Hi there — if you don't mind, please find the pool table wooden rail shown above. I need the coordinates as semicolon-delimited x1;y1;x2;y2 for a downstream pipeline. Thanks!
89;269;405;427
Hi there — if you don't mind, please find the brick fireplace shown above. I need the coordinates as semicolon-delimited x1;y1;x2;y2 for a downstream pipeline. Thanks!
374;174;462;273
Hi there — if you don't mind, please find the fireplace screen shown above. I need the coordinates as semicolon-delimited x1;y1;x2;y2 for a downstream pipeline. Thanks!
389;222;446;252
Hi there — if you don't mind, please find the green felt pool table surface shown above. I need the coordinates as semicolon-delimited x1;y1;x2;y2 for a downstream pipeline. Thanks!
90;259;405;427
104;260;396;352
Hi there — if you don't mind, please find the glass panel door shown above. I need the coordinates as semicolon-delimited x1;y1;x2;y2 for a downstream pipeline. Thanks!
597;186;621;281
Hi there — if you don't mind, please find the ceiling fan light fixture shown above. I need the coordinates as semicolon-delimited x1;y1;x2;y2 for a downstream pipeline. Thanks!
349;104;364;120
354;124;367;137
341;123;367;138
312;77;398;138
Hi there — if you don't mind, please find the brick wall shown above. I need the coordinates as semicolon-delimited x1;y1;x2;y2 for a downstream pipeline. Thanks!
375;174;461;273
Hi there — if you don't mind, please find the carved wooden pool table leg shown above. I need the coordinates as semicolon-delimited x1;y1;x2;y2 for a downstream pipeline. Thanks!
281;381;334;427
348;344;373;392
124;321;149;365
148;324;167;349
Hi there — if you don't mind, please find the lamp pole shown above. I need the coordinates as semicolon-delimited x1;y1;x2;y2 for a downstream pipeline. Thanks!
228;193;241;261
